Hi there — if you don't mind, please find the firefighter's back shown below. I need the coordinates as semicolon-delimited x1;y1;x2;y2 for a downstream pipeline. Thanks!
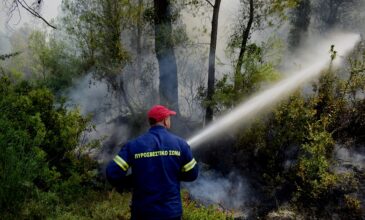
128;126;188;219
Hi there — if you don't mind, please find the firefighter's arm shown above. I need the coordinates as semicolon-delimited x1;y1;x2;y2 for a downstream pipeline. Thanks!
180;158;198;181
106;145;132;190
180;141;199;182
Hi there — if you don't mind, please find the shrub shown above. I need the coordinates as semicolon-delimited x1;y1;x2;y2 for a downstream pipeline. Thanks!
0;76;96;218
182;191;233;220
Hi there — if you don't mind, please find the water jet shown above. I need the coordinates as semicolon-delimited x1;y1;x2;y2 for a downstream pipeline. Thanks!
188;33;360;148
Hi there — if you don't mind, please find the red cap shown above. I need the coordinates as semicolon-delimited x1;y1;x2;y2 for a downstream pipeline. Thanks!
147;105;176;122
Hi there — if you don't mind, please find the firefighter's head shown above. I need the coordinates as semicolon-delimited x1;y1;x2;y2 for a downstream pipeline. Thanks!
147;105;176;129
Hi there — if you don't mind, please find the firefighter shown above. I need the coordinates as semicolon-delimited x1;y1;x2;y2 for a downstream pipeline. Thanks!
106;105;198;220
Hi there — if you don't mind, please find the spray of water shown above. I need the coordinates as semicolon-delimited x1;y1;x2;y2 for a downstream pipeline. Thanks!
188;32;361;148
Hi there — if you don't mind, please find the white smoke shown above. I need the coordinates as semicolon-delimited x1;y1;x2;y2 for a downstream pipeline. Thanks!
65;73;131;162
334;145;365;170
181;0;240;76
184;169;254;211
66;73;120;122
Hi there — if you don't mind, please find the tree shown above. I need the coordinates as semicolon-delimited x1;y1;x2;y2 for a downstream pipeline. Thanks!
230;45;365;217
153;0;179;110
206;0;298;110
1;27;82;94
232;0;298;91
28;30;82;93
134;0;144;77
288;0;311;51
62;0;134;113
205;0;221;125
234;0;254;92
3;26;36;78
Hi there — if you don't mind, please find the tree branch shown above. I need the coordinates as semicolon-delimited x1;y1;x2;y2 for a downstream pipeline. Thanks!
6;0;21;26
205;0;214;7
0;51;22;60
13;0;57;29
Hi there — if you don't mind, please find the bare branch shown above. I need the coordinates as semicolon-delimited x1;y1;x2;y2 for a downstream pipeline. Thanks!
6;0;21;26
7;0;57;29
205;0;214;7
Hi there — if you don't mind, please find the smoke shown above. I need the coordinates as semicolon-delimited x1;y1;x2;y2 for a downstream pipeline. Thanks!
65;73;131;162
180;0;241;83
0;29;10;52
280;30;356;73
0;10;10;54
334;145;365;171
66;73;118;121
184;168;254;211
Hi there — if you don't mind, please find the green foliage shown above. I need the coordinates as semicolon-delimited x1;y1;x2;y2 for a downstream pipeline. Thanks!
255;94;317;186
295;122;337;204
3;26;37;78
62;0;130;83
28;31;83;93
202;42;280;112
51;191;131;220
183;191;233;220
0;77;51;216
183;202;233;220
228;0;298;52
0;76;228;219
42;190;232;220
269;0;299;16
238;0;298;30
2;27;83;94
217;43;365;217
342;194;363;218
2;1;364;218
0;76;98;218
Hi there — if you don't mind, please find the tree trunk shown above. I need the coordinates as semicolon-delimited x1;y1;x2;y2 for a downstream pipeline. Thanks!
326;0;339;28
205;0;221;125
154;0;179;111
136;0;143;76
288;0;311;51
234;0;254;91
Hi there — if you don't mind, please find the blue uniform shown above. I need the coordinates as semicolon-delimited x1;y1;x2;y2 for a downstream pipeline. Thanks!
106;125;198;220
